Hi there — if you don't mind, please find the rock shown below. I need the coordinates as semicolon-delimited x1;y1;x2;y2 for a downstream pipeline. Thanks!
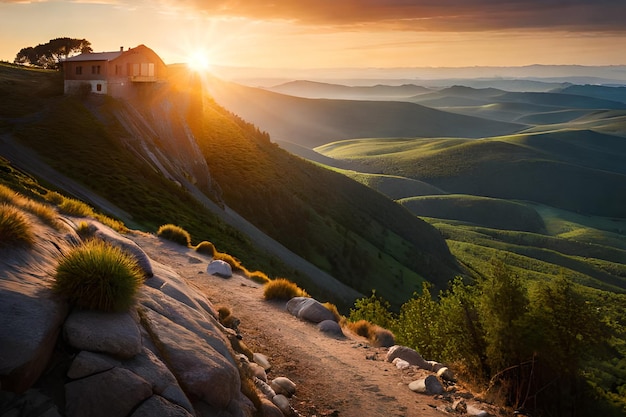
248;361;268;382
426;360;444;372
436;366;455;382
286;297;336;324
254;353;272;371
122;347;194;413
140;307;240;410
63;309;142;359
467;404;489;416
272;394;292;416
385;345;429;369
392;358;410;370
206;260;232;278
64;367;152;417
271;377;296;398
318;320;344;337
0;389;62;417
259;398;284;417
130;395;194;417
408;375;444;395
67;351;120;379
254;376;276;399
92;224;153;277
0;281;68;392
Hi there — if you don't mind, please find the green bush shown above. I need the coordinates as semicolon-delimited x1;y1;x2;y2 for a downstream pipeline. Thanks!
0;204;34;248
157;223;191;247
53;239;144;312
263;278;309;300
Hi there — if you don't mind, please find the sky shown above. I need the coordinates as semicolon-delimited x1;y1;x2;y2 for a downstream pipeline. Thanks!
1;0;626;73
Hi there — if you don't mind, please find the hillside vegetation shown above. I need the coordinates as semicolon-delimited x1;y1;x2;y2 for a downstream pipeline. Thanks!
0;63;459;308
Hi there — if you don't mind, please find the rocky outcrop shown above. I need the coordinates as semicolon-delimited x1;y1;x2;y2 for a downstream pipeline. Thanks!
0;215;282;417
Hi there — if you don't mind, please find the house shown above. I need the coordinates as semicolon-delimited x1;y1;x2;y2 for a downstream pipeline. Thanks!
63;44;167;98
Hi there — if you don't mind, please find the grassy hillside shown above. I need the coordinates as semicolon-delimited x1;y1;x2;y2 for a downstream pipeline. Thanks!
0;63;460;308
267;80;431;100
204;76;524;148
398;194;546;233
317;130;626;218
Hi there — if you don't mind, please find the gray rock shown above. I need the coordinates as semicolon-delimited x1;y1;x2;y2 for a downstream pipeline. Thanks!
408;375;444;395
122;347;194;413
139;286;232;361
436;366;455;382
272;394;292;416
253;353;272;371
140;307;240;410
318;320;344;337
65;367;152;417
206;260;232;278
67;351;120;379
92;224;153;277
270;377;296;398
254;376;276;400
63;309;142;359
0;281;68;392
130;395;194;417
385;345;429;369
286;297;336;324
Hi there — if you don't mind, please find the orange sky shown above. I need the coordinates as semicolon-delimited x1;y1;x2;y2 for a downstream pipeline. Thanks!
1;0;625;71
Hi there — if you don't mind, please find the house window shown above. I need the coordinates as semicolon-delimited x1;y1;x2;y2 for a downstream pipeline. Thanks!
132;63;140;76
75;66;82;75
115;65;122;75
96;84;102;92
91;65;101;75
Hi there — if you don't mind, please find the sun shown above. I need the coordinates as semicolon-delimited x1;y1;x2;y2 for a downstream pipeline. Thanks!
187;51;211;72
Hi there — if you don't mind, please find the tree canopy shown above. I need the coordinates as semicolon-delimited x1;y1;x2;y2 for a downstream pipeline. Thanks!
14;38;92;69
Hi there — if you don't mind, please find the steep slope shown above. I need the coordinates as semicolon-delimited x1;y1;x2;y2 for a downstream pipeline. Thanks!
0;63;460;307
204;76;524;148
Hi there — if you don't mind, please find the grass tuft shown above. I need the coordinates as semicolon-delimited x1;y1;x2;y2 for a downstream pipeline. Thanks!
0;204;34;248
263;277;309;300
346;319;395;347
157;224;191;247
213;251;246;272
248;270;271;284
195;240;217;256
57;197;94;217
323;302;343;322
53;239;144;312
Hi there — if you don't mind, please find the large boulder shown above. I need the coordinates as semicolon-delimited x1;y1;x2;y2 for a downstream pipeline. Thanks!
67;351;120;379
63;309;142;359
65;367;152;417
385;345;430;369
286;297;336;324
0;281;68;392
140;307;240;410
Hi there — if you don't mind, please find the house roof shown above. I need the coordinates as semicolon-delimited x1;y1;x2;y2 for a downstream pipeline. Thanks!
64;51;123;62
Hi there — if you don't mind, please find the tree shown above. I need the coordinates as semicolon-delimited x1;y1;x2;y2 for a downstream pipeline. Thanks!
14;38;92;69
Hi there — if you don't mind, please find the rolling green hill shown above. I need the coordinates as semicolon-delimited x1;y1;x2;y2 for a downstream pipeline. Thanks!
0;63;460;308
204;76;524;148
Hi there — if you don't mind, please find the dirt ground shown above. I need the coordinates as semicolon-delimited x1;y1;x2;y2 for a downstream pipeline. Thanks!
129;232;499;417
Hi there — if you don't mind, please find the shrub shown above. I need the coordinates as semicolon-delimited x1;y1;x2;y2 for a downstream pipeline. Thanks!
213;251;245;272
346;319;373;339
0;204;34;248
263;278;309;300
157;224;191;247
53;239;144;312
195;240;217;256
44;191;65;205
346;319;395;347
76;221;94;239
58;197;94;217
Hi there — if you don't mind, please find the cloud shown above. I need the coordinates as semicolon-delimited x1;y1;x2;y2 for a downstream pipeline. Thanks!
168;0;626;32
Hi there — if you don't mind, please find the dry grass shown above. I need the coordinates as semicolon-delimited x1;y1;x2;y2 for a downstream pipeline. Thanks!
323;302;343;322
53;239;144;312
0;204;34;248
248;270;271;284
0;184;61;229
346;319;395;347
263;278;309;300
213;251;246;273
195;240;217;256
157;223;191;247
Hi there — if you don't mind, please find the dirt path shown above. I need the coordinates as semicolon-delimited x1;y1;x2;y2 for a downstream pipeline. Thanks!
128;232;466;417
